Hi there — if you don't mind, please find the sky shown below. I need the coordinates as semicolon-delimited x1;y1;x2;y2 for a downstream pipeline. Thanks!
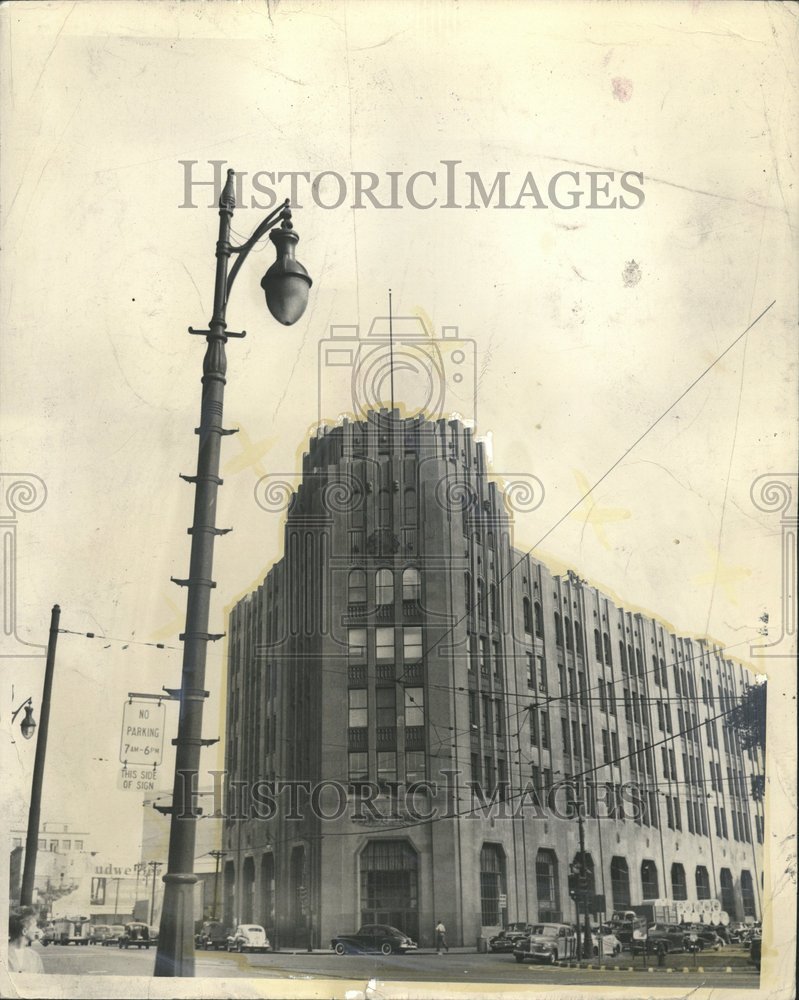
0;0;796;939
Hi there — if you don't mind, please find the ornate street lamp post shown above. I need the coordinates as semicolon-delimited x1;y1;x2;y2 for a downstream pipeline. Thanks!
153;169;312;977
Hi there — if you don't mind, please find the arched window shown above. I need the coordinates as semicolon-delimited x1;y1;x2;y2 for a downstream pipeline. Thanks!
554;613;563;647
603;633;612;665
479;844;506;927
594;629;602;661
610;857;631;910
489;584;498;625
635;649;643;676
695;866;711;900
376;568;394;606
534;602;543;638
719;868;737;919
740;870;756;918
619;642;628;672
523;597;532;634
535;849;561;922
641;860;659;900
671;863;687;901
348;569;366;605
402;567;421;601
575;625;584;657
564;617;573;652
465;572;472;615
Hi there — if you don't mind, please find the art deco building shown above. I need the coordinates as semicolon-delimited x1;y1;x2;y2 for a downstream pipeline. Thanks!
222;412;764;948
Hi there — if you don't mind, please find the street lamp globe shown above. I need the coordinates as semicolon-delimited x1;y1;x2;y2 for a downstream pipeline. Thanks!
20;703;36;740
261;226;312;325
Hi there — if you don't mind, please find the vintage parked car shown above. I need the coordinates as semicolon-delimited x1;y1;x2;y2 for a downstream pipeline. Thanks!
489;923;532;953
609;911;641;947
513;923;577;965
226;924;271;953
119;922;152;949
631;923;685;955
685;926;725;951
590;925;622;957
101;924;126;946
331;924;417;956
196;921;228;950
88;924;113;945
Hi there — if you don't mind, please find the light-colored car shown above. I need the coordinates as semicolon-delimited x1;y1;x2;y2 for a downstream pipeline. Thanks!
101;925;126;946
513;923;577;965
590;925;622;957
226;924;271;953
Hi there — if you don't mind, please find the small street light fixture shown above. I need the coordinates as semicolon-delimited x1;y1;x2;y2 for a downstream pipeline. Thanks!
11;698;37;740
153;169;312;978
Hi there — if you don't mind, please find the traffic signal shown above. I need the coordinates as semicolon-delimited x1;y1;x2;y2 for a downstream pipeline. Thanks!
568;865;580;900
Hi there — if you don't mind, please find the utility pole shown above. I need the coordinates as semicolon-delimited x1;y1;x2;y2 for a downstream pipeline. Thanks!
20;605;60;906
208;850;224;921
576;802;592;960
148;861;163;925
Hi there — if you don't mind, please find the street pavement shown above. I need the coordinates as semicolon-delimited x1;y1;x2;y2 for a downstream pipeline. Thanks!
34;941;759;990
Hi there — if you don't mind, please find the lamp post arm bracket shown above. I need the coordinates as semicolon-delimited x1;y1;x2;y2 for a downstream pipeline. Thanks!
225;199;291;303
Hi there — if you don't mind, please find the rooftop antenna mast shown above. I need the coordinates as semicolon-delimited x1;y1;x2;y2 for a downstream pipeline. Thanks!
388;288;395;413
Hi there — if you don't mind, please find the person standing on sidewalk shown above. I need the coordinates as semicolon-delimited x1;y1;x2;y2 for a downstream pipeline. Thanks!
435;920;448;954
8;907;44;974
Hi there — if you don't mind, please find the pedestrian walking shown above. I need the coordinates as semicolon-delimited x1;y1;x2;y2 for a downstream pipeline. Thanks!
435;919;448;954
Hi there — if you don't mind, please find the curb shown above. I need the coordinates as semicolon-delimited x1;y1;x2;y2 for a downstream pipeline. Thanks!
558;961;744;973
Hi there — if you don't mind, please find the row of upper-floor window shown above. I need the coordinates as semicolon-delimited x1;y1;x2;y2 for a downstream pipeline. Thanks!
468;692;506;739
348;567;421;605
348;685;424;728
348;626;423;661
13;838;84;852
348;749;425;784
341;486;418;526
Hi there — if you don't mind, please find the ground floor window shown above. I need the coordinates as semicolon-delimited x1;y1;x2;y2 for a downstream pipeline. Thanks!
671;863;687;901
480;843;506;926
740;870;756;918
610;857;631;910
360;840;419;941
695;865;711;900
535;849;561;922
641;859;659;899
719;868;737;919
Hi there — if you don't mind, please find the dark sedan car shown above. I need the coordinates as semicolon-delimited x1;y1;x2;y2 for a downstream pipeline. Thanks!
489;923;531;952
195;921;228;951
631;923;686;955
331;924;417;956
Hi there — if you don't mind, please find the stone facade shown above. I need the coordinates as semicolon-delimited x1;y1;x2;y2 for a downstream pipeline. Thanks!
223;412;764;949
